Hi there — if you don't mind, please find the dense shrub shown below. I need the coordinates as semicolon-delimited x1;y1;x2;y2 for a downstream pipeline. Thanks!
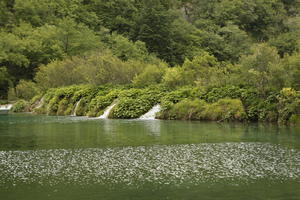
289;114;300;125
0;67;12;100
103;33;156;62
202;99;246;121
205;86;243;103
15;80;40;101
203;86;279;122
162;67;188;88
87;89;119;117
110;88;162;119
132;64;167;87
7;87;18;101
32;85;97;116
35;58;86;90
240;44;285;95
34;89;56;114
159;98;246;122
45;86;81;115
35;51;153;90
164;99;207;120
17;84;300;125
11;100;29;113
159;87;205;118
277;88;300;124
109;97;151;119
73;86;113;116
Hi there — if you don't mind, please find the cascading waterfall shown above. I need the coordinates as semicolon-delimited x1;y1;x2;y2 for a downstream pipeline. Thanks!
72;99;81;116
0;104;13;111
139;104;161;120
36;96;45;109
98;103;117;119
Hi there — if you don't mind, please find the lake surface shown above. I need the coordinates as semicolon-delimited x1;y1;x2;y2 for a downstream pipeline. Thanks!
0;114;300;199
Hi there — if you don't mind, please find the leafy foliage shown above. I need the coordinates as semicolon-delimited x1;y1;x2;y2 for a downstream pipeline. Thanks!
158;98;246;121
11;100;29;113
2;0;300;125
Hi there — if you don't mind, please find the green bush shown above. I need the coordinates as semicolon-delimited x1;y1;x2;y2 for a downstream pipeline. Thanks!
87;89;119;117
289;114;300;125
75;96;93;116
11;100;29;113
7;87;18;101
104;32;155;62
205;86;243;103
31;85;118;116
277;88;300;124
109;97;149;119
165;99;207;120
162;67;188;88
35;51;153;89
158;98;246;122
110;88;162;119
0;67;12;100
33;85;87;115
202;99;246;121
33;88;56;114
205;86;279;122
158;87;205;117
132;64;166;87
24;84;300;125
15;80;40;101
57;98;72;116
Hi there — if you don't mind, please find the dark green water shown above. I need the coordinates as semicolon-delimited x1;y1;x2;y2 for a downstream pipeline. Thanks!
0;114;300;199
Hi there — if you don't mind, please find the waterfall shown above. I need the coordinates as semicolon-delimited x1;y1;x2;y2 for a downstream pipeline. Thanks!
72;99;81;116
0;104;13;114
0;104;13;111
36;96;45;109
139;104;161;120
98;103;116;119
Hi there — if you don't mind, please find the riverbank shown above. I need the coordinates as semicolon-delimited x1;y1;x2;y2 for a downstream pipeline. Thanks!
8;84;300;125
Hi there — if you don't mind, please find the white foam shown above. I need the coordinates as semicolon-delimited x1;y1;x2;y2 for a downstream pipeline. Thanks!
71;99;81;116
0;104;13;111
98;103;116;119
139;105;161;120
35;96;45;109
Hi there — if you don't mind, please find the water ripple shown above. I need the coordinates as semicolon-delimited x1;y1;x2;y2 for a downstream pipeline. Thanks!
0;143;300;186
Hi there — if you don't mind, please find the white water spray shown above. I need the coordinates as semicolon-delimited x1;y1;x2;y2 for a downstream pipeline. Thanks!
36;96;45;109
139;104;161;120
98;103;116;119
72;99;81;116
0;104;13;111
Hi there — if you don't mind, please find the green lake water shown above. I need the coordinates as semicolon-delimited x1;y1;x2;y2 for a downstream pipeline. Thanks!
0;114;300;199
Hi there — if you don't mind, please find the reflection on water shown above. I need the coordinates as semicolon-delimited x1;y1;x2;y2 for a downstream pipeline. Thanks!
0;114;300;150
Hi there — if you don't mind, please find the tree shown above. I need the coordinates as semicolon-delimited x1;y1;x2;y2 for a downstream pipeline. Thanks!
0;67;12;99
281;52;300;90
0;18;100;83
0;0;14;28
13;0;99;28
195;21;251;62
187;0;287;40
240;43;285;95
90;0;138;34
